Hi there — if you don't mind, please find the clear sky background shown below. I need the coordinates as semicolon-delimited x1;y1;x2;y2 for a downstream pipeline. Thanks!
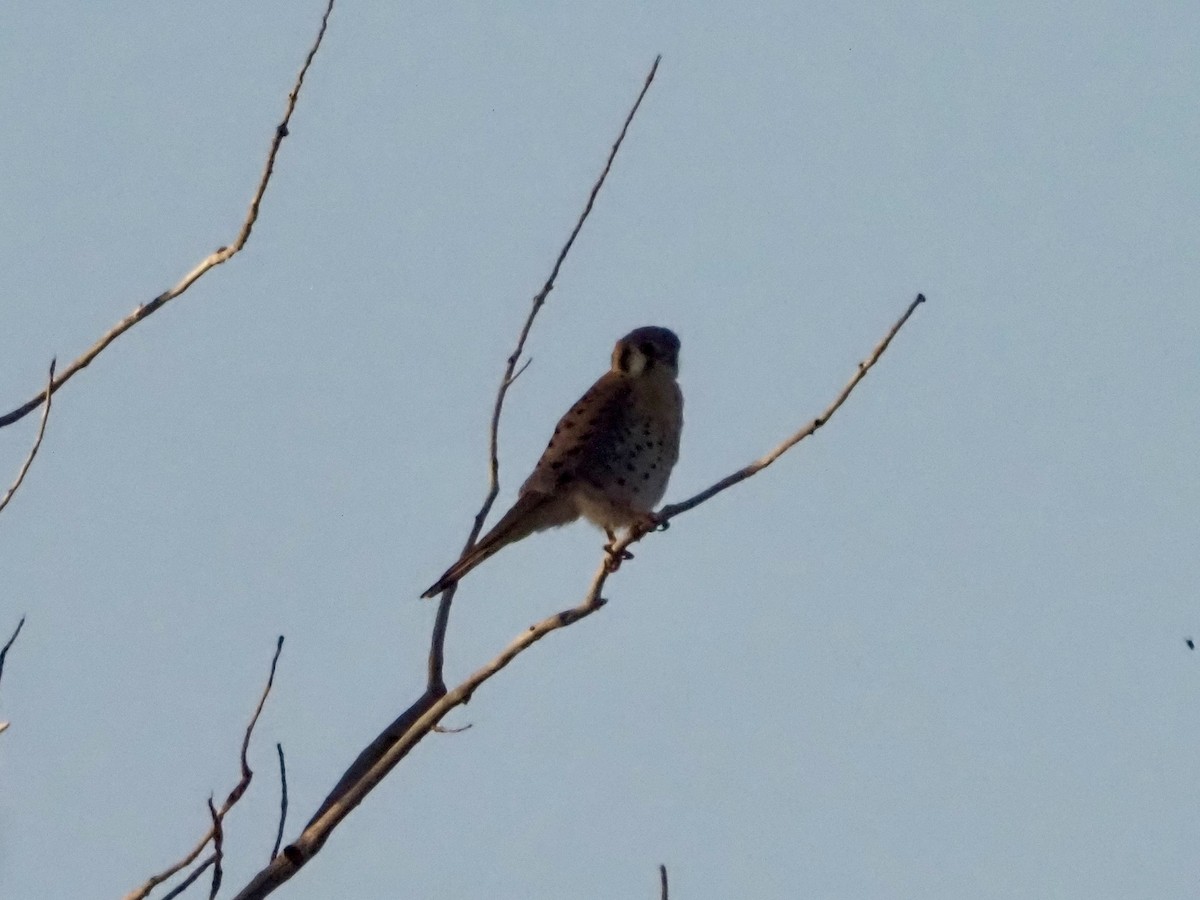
2;2;1198;898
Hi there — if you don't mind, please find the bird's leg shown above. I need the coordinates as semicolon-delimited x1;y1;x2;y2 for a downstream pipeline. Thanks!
603;527;617;551
603;527;635;572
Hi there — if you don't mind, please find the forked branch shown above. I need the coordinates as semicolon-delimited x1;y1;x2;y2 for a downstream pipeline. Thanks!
229;291;923;900
0;360;55;516
124;637;284;900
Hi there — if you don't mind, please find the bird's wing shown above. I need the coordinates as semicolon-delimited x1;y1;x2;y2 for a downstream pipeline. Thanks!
520;371;632;496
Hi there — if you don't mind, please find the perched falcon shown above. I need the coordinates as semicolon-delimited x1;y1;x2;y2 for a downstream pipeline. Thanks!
421;326;683;598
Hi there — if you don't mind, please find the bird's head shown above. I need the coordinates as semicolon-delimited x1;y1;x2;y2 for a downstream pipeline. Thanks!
611;326;681;378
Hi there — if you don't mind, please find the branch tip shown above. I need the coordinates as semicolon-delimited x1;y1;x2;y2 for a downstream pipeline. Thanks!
0;0;336;431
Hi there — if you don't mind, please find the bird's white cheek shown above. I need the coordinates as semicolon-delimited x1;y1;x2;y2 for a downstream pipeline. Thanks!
624;354;646;376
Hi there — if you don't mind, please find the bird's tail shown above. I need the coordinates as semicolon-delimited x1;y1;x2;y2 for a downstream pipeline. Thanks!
420;492;556;599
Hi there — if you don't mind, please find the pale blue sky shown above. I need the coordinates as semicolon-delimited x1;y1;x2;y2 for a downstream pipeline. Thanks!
2;2;1198;898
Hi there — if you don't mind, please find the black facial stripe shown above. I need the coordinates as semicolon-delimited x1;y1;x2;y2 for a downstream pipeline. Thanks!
617;344;632;372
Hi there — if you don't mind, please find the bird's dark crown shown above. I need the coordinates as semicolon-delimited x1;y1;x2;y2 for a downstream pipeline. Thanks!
612;326;680;376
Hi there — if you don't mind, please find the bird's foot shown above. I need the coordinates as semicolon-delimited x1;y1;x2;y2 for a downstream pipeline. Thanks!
603;534;635;571
604;551;633;573
634;510;669;534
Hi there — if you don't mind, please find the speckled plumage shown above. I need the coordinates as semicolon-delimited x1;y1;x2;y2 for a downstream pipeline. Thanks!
421;326;683;598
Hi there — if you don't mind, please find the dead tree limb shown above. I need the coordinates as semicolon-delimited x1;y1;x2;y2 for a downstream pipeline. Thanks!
228;290;923;900
123;637;284;900
0;0;336;432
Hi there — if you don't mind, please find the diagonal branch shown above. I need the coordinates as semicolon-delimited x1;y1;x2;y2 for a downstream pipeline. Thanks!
0;616;26;693
227;292;924;900
659;293;925;520
0;615;27;734
123;636;284;900
0;0;336;432
0;360;56;516
426;54;663;693
159;855;215;900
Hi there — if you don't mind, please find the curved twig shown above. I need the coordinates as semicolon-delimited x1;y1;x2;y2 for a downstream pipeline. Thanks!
124;637;285;900
0;360;55;516
0;615;27;733
0;0;336;431
426;54;662;693
206;798;224;900
271;743;288;862
0;616;25;693
0;619;22;739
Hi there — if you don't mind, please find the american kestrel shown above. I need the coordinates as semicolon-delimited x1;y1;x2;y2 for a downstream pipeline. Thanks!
421;326;683;598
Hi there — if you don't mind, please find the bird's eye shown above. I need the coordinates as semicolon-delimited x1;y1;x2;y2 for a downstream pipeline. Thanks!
639;342;655;358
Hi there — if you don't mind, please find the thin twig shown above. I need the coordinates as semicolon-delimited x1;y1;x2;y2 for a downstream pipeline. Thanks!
0;360;55;515
660;864;669;900
271;743;288;861
206;798;224;900
235;636;285;799
160;855;215;900
0;616;25;693
0;616;26;733
0;0;336;431
426;54;662;692
659;293;926;520
123;637;286;900
505;357;533;388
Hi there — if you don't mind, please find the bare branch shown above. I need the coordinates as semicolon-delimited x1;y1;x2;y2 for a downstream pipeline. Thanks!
206;798;224;900
271;743;288;862
231;565;616;899
229;293;922;899
0;615;26;733
0;360;55;515
159;855;215;900
660;864;669;900
123;637;285;900
228;292;922;900
426;54;663;692
659;293;926;520
0;616;25;693
235;636;286;798
505;356;533;388
0;0;336;431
